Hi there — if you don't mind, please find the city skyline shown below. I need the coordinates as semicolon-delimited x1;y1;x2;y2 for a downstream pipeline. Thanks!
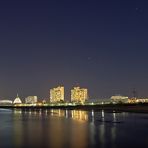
0;1;148;148
0;0;148;99
0;85;144;101
0;85;89;101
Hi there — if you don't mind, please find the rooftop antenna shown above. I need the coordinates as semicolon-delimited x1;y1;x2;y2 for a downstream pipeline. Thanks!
132;88;137;99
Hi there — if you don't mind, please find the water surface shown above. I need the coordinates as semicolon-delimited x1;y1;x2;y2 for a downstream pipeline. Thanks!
0;109;148;148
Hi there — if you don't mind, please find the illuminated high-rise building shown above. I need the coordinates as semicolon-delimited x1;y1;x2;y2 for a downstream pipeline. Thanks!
50;86;64;102
71;87;88;103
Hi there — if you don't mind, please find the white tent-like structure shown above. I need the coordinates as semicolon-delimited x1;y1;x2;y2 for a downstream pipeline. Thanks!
13;94;22;104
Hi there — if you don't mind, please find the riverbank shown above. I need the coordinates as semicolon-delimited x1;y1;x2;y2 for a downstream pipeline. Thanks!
0;103;148;113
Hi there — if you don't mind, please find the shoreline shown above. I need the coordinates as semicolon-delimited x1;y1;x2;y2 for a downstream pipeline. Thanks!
0;104;148;113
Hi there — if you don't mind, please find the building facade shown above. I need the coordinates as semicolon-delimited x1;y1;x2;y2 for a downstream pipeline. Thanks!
71;87;88;103
0;100;13;105
25;96;38;104
111;95;128;103
50;86;64;102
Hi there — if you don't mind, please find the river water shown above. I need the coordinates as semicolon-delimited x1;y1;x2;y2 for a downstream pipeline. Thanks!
0;109;148;148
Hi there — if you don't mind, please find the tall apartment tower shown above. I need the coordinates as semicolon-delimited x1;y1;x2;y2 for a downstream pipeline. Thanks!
50;86;64;102
71;87;88;103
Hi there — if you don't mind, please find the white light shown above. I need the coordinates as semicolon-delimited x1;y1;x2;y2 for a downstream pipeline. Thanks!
92;110;94;117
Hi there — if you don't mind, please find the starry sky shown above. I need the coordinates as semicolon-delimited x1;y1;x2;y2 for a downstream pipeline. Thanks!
0;0;148;100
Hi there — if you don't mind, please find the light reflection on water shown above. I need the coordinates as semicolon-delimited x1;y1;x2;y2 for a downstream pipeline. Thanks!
0;109;148;148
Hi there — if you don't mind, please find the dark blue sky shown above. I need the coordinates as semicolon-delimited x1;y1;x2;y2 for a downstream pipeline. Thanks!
0;0;148;100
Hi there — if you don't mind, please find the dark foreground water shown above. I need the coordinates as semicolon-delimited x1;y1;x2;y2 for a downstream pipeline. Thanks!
0;109;148;148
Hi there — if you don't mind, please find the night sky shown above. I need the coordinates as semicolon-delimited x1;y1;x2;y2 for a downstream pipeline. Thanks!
0;0;148;100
